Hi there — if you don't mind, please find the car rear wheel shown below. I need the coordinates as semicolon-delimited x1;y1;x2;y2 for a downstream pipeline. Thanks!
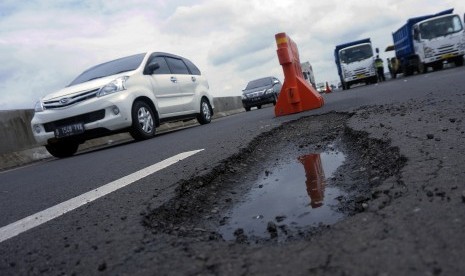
257;105;262;109
45;141;79;158
130;101;156;140
245;107;251;112
197;98;212;125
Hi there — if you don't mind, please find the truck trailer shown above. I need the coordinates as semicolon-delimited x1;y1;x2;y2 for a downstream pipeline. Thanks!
391;8;465;77
334;38;377;90
300;61;316;88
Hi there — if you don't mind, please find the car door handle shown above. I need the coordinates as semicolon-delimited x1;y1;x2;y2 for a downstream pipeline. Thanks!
170;76;177;83
191;76;196;82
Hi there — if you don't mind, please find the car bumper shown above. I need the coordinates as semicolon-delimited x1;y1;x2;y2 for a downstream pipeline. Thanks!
31;93;134;145
242;93;276;108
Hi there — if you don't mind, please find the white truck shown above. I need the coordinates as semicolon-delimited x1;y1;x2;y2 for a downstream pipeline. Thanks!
391;8;465;76
300;61;316;88
334;38;378;90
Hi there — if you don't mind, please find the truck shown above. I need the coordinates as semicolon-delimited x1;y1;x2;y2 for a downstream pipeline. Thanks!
334;38;377;90
300;61;316;88
391;8;465;77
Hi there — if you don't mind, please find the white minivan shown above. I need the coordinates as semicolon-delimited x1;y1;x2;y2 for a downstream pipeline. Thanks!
31;52;214;158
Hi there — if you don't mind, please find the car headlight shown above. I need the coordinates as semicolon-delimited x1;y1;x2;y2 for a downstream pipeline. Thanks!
265;88;274;94
241;94;247;100
34;100;44;112
342;68;350;78
424;46;434;58
97;76;129;97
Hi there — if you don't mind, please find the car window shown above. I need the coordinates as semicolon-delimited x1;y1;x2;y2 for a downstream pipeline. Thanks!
246;78;272;89
68;53;146;86
166;57;190;75
150;56;171;75
183;58;201;75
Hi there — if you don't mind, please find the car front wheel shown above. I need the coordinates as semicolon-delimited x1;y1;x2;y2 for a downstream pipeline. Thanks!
197;98;212;125
45;141;79;158
130;101;156;140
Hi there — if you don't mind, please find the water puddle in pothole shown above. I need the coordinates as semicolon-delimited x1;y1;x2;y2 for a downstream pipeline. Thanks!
218;149;347;240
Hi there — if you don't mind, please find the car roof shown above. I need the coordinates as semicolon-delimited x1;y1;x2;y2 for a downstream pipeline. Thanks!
250;76;276;82
149;52;189;60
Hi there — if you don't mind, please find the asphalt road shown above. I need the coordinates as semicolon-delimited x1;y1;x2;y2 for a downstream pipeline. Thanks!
1;65;465;275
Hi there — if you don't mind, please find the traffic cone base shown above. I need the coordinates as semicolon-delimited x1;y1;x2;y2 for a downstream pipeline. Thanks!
275;77;324;116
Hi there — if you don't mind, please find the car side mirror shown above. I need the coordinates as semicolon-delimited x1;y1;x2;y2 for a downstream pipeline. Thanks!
273;80;280;84
147;62;160;74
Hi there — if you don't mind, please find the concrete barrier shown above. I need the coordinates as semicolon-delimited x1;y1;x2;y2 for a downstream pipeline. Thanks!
0;96;244;170
0;110;37;155
213;96;244;116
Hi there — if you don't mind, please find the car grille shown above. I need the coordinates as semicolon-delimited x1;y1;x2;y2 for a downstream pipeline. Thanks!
436;44;455;55
245;91;264;98
353;67;370;75
43;109;105;132
43;88;99;109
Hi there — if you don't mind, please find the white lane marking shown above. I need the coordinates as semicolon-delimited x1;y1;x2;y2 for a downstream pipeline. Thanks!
0;149;203;243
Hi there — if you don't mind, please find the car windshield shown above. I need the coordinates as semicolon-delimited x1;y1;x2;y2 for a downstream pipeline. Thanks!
420;15;463;40
339;44;373;63
245;78;272;89
68;53;146;86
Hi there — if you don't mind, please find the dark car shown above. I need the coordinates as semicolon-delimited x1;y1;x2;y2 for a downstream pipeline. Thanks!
241;76;281;111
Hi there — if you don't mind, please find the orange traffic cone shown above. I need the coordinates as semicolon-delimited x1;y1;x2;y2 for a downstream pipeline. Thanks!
325;82;332;93
274;32;324;117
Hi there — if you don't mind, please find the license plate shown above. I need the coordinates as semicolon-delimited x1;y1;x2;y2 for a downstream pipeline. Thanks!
54;123;85;138
356;74;366;79
441;53;456;59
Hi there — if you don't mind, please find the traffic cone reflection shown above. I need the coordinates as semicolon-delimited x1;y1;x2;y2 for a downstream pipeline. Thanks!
298;154;326;208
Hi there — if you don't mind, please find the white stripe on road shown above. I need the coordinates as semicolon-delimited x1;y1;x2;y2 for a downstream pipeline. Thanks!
0;149;203;243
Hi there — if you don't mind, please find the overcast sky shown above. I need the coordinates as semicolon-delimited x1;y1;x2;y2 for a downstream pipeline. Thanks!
1;0;464;110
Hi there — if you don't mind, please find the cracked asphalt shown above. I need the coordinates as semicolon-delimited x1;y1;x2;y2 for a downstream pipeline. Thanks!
141;71;465;275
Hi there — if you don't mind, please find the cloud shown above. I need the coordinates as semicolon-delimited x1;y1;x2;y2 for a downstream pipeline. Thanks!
162;1;235;35
1;0;465;110
209;32;276;66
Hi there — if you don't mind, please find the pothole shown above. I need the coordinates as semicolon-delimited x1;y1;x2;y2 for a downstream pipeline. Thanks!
218;148;347;241
142;112;406;243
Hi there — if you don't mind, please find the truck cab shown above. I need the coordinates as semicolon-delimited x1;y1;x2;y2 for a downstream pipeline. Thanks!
413;13;465;70
392;9;465;77
334;39;378;90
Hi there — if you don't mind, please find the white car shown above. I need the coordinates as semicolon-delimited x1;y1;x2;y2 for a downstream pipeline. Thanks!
31;52;214;158
316;82;325;93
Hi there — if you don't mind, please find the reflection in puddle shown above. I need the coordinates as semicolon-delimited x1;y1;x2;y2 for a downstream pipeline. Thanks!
218;150;346;240
299;154;326;209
